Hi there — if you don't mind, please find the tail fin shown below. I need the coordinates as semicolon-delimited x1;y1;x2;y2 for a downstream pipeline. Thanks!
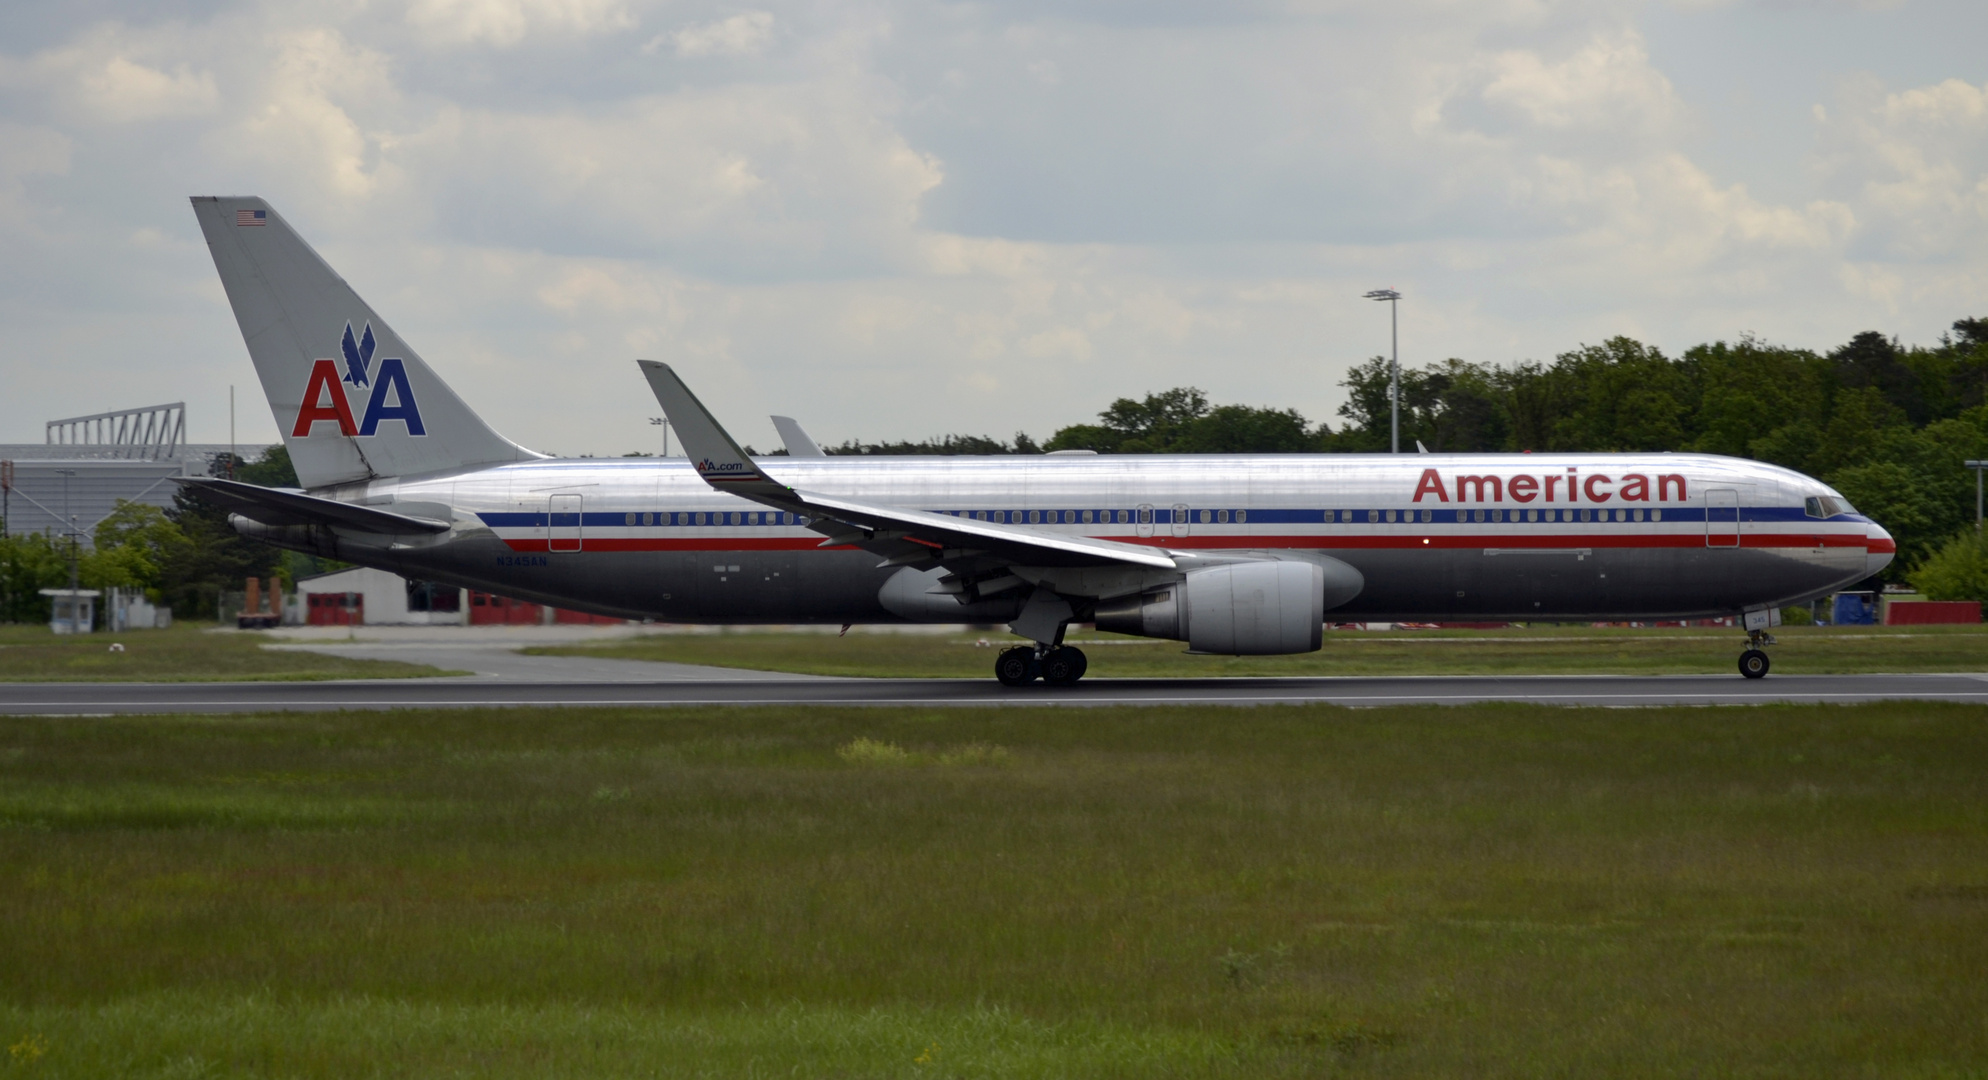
190;196;538;488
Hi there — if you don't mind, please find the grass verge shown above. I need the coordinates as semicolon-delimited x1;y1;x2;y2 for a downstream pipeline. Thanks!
0;623;456;681
2;702;1985;1076
527;623;1988;678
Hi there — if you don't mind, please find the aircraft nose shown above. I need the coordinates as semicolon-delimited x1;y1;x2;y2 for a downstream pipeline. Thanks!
1865;521;1896;578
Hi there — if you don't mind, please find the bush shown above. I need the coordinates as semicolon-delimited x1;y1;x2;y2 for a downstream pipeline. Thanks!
1910;529;1988;609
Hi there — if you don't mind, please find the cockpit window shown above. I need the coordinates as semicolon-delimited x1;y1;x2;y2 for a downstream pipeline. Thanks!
1806;495;1851;518
1804;496;1824;518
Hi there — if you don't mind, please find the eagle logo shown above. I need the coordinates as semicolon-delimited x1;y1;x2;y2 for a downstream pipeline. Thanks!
340;322;376;389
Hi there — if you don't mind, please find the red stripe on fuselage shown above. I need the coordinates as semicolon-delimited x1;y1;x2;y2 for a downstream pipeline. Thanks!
498;531;1874;554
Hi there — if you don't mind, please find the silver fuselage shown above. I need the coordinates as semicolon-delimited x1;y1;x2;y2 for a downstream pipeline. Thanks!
262;452;1892;625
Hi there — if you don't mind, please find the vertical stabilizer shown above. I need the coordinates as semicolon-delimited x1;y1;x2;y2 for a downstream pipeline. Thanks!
770;415;827;457
190;196;538;489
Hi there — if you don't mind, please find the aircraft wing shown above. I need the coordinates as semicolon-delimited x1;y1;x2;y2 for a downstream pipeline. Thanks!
638;360;1175;571
173;477;453;534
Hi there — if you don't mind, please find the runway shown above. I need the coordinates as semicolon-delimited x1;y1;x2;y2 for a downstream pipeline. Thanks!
4;671;1987;714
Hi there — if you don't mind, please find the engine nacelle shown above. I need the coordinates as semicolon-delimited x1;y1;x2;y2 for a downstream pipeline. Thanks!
1095;559;1348;655
879;566;1026;623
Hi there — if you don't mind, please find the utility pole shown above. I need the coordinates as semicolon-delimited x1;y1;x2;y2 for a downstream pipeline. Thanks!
1968;460;1986;532
1364;289;1403;453
1;459;10;622
57;468;77;633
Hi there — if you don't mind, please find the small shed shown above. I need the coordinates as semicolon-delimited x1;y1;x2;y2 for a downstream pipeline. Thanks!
39;588;100;634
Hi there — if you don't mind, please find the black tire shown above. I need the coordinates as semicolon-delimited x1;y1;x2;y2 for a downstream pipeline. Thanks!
995;646;1039;686
1738;649;1770;679
1042;646;1088;686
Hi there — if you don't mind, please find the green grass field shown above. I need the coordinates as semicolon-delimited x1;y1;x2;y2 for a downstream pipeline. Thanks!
3;702;1985;1076
530;623;1988;678
0;623;453;681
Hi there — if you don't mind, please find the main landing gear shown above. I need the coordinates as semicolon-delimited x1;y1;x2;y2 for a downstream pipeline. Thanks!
995;644;1089;687
1738;628;1774;679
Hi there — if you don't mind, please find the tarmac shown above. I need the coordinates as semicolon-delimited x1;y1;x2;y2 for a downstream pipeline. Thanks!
4;672;1987;714
3;624;1981;715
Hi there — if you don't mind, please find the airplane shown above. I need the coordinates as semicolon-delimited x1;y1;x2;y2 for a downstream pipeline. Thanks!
182;196;1895;684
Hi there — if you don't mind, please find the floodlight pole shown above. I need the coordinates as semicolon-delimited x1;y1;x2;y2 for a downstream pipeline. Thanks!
1364;289;1403;453
1968;460;1986;532
650;417;671;457
57;469;78;633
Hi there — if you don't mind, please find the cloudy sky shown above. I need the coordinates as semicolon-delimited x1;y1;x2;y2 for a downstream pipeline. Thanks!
1;0;1983;454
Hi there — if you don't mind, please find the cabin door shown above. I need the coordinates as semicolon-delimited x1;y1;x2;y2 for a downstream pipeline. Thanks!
549;493;583;553
1705;488;1738;548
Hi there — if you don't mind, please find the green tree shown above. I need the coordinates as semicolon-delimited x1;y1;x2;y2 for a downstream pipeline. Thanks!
829;433;1040;456
1827;461;1941;578
1049;388;1329;453
1171;404;1321;454
1543;337;1690;452
234;443;300;487
0;532;69;624
1910;529;1988;613
156;449;292;619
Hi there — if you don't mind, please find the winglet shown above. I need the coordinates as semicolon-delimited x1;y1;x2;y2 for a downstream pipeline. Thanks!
771;415;827;458
637;361;790;498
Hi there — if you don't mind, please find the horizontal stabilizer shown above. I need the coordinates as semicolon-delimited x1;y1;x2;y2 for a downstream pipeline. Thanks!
174;477;451;533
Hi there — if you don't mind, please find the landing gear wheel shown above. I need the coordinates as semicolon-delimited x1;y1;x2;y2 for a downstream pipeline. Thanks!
995;646;1040;686
1041;646;1088;686
1738;648;1771;679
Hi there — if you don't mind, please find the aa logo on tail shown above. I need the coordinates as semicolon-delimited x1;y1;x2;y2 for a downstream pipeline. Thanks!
293;322;427;438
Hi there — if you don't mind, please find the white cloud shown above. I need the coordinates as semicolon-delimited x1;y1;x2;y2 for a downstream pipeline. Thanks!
0;123;71;185
212;28;402;203
405;0;635;47
654;11;774;58
1478;30;1681;137
1815;76;1988;260
401;79;943;272
0;26;218;123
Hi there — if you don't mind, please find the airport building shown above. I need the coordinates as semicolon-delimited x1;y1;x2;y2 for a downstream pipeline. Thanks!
0;402;272;543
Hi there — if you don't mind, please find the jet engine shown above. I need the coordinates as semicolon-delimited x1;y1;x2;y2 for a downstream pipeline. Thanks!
1094;558;1359;655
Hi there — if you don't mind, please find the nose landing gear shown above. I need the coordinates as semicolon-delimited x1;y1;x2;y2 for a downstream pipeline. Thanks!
1738;628;1774;679
994;644;1089;687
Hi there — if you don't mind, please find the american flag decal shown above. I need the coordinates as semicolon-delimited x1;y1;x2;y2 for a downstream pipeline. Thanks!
236;209;266;226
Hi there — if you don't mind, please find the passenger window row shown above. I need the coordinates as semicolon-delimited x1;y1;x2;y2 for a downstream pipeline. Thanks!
621;511;803;526
1330;508;1665;524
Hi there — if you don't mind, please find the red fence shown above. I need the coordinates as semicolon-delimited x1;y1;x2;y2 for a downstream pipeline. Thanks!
1884;601;1983;625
